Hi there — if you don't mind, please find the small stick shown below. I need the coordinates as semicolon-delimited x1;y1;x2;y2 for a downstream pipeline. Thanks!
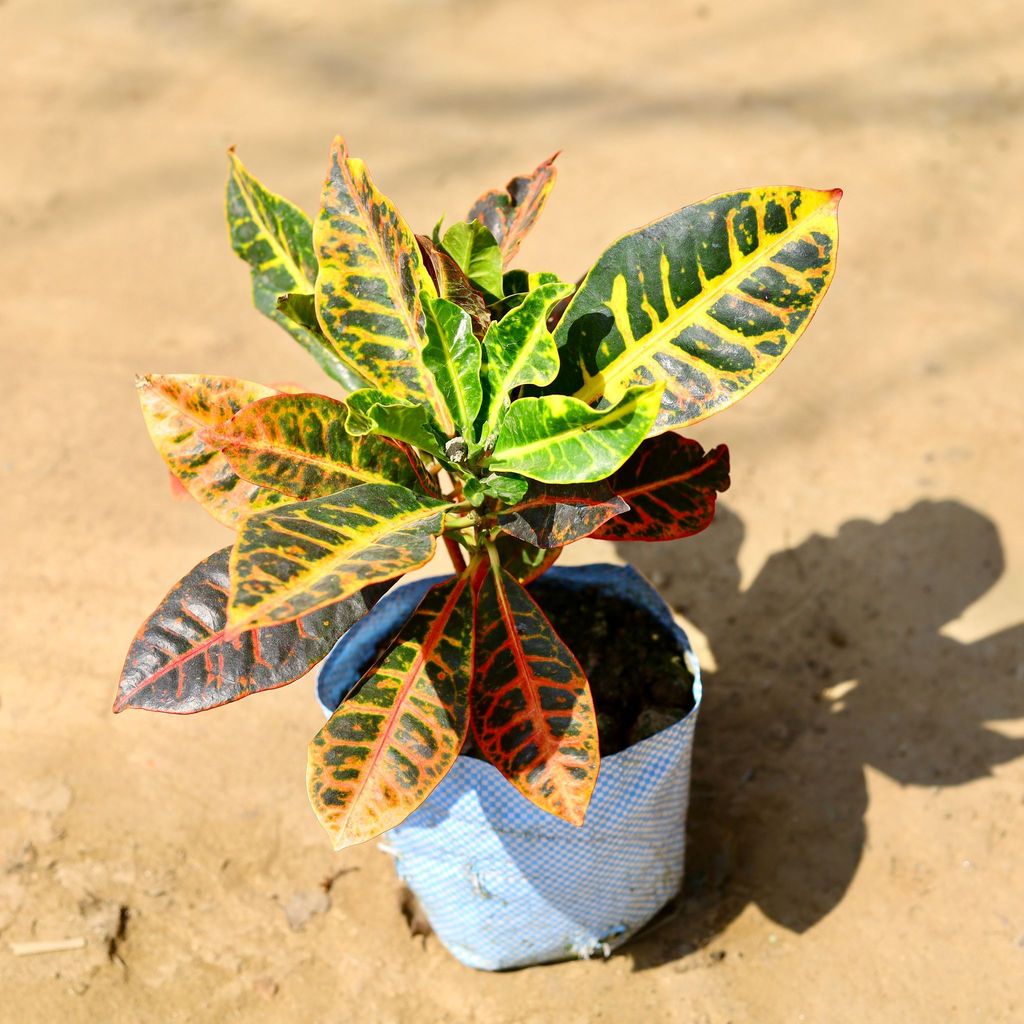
10;937;86;956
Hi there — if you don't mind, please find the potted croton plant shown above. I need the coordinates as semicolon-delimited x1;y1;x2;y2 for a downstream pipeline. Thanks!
115;135;840;969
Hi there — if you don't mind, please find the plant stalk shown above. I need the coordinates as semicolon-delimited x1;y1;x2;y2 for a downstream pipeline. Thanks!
443;536;468;574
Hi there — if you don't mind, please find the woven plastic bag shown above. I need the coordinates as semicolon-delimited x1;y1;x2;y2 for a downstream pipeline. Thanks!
317;563;702;970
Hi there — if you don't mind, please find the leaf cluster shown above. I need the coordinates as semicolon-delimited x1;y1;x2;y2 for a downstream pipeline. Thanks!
116;136;840;848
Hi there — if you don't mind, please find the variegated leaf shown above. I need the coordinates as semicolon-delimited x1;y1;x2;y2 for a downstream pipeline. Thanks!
344;388;448;459
308;574;474;849
593;433;730;542
497;483;626;548
314;136;448;423
468;154;558;266
115;548;382;714
202;392;422;499
416;235;491;338
421;293;483;438
439;221;504;298
226;151;364;391
228;483;452;628
553;187;841;434
487;383;664;483
138;374;291;527
472;563;598;824
480;280;574;441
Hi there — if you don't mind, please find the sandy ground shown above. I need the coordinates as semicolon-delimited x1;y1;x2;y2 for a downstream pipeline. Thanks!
2;1;1023;1020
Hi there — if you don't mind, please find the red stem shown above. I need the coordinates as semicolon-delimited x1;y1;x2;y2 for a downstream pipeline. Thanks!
443;536;468;574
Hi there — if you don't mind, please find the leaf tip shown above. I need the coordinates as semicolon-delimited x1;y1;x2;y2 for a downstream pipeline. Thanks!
827;187;844;206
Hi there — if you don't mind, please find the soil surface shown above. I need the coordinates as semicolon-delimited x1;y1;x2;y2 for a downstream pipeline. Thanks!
3;1;1023;1022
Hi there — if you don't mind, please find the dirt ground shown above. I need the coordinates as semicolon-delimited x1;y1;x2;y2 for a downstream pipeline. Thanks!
2;1;1023;1020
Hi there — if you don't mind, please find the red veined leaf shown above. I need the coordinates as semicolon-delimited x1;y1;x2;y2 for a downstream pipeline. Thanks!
467;154;558;266
471;562;599;825
307;573;475;849
114;548;382;714
138;374;291;527
496;482;627;548
593;433;730;542
202;392;423;499
416;234;492;339
493;535;563;584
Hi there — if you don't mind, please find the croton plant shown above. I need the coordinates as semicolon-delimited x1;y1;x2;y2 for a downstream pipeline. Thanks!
115;136;840;850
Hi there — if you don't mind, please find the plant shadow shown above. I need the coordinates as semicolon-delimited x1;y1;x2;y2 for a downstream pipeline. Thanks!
614;499;1024;969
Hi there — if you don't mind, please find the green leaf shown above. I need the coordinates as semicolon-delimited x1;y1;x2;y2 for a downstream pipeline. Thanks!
307;574;474;849
421;292;483;439
492;535;562;584
480;280;573;441
487;383;664;484
344;388;447;459
440;221;504;298
314;136;449;423
416;235;491;339
552;187;842;434
481;473;529;504
468;154;558;266
202;392;424;499
115;548;382;714
228;483;452;629
471;561;598;824
225;151;364;392
496;482;627;548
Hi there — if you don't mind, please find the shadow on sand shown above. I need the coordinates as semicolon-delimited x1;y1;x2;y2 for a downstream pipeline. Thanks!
616;499;1024;969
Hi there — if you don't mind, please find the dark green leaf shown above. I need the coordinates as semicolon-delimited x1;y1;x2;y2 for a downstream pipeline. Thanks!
421;293;483;438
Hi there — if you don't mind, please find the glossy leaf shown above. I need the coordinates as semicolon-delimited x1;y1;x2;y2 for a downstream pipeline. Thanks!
493;535;562;584
553;187;841;434
468;154;558;266
416;235;491;338
421;293;483;438
471;563;598;824
228;483;452;628
594;433;730;542
138;374;291;527
226;151;364;392
440;221;504;298
314;136;447;421
308;574;474;849
344;388;447;458
202;393;421;499
487;383;664;483
480;280;574;441
115;548;381;714
497;483;627;548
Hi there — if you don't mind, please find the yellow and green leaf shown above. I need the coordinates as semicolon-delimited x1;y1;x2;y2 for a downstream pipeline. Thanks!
308;573;475;849
314;136;448;421
201;392;422;499
480;280;573;441
468;154;558;266
420;293;483;439
228;483;452;628
487;383;664;483
226;150;364;392
138;374;292;527
471;561;598;825
553;187;841;434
